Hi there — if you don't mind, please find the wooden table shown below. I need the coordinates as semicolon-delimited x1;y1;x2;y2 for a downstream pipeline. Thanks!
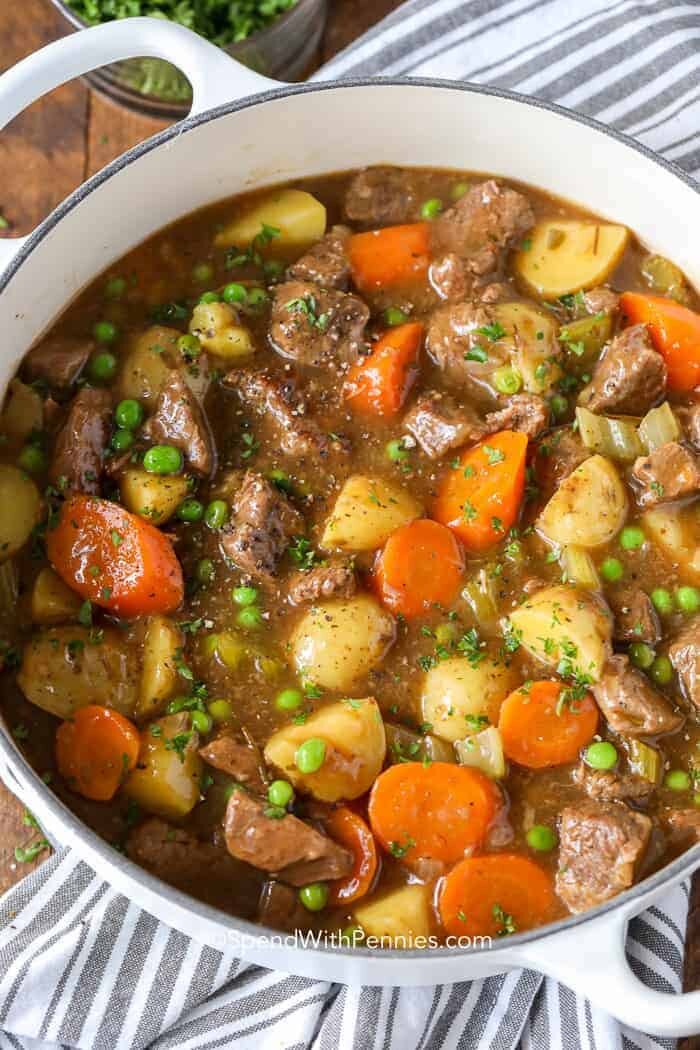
1;3;699;1038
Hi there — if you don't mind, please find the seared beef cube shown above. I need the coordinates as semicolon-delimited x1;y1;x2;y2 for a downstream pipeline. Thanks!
592;654;683;737
484;393;549;441
288;559;357;605
270;280;368;369
533;425;590;499
583;287;620;315
258;881;308;932
556;800;651;913
429;253;469;302
224;791;353;885
404;391;486;459
142;369;215;476
479;282;510;304
573;761;655;801
432;179;534;276
343;166;419;226
221;471;303;581
677;402;700;450
426;301;501;391
669;616;700;709
631;442;700;507
287;225;352;290
199;734;266;793
226;370;336;459
24;337;92;395
609;587;660;644
578;325;666;415
49;387;112;495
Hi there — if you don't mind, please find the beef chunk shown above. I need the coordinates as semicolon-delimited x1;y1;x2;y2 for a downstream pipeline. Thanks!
288;559;357;605
199;735;266;792
269;280;369;369
631;442;700;507
49;387;111;495
221;471;303;581
556;800;651;913
578;325;666;415
677;402;700;450
583;287;620;315
24;337;92;395
669;616;700;709
404;391;486;459
426;301;500;391
609;588;660;644
479;282;510;304
142;369;215;476
533;426;590;499
592;655;683;737
432;179;534;276
573;761;655;801
483;393;549;441
429;253;469;302
258;881;308;932
343;166;419;225
224;791;353;885
287;225;351;290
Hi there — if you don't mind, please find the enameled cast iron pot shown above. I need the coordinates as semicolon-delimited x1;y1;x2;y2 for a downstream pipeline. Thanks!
0;19;699;1036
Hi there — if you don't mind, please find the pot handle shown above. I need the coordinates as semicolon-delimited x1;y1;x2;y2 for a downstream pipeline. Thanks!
517;887;700;1038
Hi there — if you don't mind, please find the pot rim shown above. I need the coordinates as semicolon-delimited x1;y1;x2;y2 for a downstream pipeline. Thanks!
2;74;699;959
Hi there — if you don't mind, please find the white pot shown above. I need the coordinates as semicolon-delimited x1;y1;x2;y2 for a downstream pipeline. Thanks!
0;18;699;1036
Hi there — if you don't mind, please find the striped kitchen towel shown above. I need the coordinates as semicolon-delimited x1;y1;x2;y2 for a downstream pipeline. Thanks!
1;1;699;1048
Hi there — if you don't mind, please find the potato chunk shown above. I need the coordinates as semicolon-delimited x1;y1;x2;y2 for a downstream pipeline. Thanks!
290;595;395;691
30;567;82;625
214;189;326;250
507;584;612;682
515;220;629;298
353;884;431;944
421;656;517;743
264;697;385;802
321;475;422;551
124;713;202;819
0;465;42;564
116;326;180;405
189;302;254;359
643;504;700;583
137;616;183;721
120;469;190;525
1;380;43;445
536;454;627;548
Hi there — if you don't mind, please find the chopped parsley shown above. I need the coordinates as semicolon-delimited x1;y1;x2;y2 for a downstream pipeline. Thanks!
225;222;280;270
465;345;488;363
476;321;506;341
388;837;415;859
493;903;516;936
284;294;329;331
482;444;505;465
15;839;49;864
288;536;319;571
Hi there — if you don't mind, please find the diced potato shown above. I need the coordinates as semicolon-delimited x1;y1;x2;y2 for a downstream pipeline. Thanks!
353;884;431;945
264;697;386;802
321;475;422;552
189;302;254;359
201;630;248;670
536;454;627;548
507;584;612;682
420;656;517;743
214;189;326;250
123;713;202;820
455;726;506;779
290;595;395;691
17;626;139;719
492;302;561;394
0;465;42;564
116;326;180;405
30;567;82;625
385;723;455;765
137;616;183;722
515;220;629;299
120;468;190;525
643;504;700;583
1;379;43;445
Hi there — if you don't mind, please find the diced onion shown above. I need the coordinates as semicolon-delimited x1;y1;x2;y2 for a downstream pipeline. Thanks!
575;405;644;461
462;567;498;623
560;546;601;590
638;401;681;453
627;739;661;784
455;726;506;779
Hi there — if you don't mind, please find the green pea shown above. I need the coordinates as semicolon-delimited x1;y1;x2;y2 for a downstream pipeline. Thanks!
676;586;700;615
196;557;215;586
386;439;409;463
584;741;618;770
275;688;303;711
93;320;119;344
651;587;674;615
236;606;263;630
114;398;143;430
176;498;204;523
208;699;233;723
549;394;568;419
629;641;655;670
296;737;326;774
222;282;248;304
526;824;557;852
111;428;134;453
450;181;470;200
204;499;228;529
177;334;201;359
199;291;220;304
191;710;212;734
384;307;409;327
192;262;214;283
600;557;624;583
435;622;457;647
619;526;645;551
664;769;691;791
492;365;523;396
104;276;126;300
232;585;259;607
340;923;365;945
650;654;673;686
88;351;118;383
298;882;328;912
18;444;46;474
268;468;293;493
143;445;183;475
268;779;294;808
420;197;443;219
246;287;268;309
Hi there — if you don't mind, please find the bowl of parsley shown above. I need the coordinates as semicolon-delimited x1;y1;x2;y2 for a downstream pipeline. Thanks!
50;0;327;117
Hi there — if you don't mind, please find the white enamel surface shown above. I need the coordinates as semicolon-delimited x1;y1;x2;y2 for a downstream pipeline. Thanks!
1;19;700;1031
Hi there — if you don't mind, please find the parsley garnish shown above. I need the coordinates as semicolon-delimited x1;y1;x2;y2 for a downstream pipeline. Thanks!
388;837;415;859
284;294;329;331
493;903;516;936
288;536;319;571
225;222;280;270
465;345;488;363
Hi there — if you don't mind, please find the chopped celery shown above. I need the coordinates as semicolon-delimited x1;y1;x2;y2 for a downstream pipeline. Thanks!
455;726;506;779
462;567;499;623
627;739;661;783
641;254;690;304
638;401;681;453
559;313;612;362
576;405;644;461
560;546;601;590
385;723;455;765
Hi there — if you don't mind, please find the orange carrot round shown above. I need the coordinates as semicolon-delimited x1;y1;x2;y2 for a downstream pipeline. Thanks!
498;680;598;769
344;322;423;417
47;495;184;618
325;806;379;905
439;853;556;938
620;292;700;391
56;704;140;801
348;223;431;291
374;518;464;618
368;762;499;866
433;431;528;552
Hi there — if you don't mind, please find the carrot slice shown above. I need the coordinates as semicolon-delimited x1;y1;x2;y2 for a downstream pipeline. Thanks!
348;223;431;291
325;806;379;905
433;431;528;552
344;322;423;417
620;291;700;391
56;704;140;802
439;853;556;938
498;680;598;769
375;518;464;618
47;495;184;618
368;762;499;866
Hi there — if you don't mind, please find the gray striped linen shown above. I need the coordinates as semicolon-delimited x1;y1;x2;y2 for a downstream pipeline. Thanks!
1;1;699;1047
